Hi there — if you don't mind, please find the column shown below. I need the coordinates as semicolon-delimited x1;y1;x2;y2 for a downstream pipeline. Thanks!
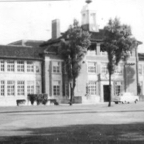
96;43;101;55
5;80;7;97
15;61;17;72
24;61;27;73
5;61;7;72
15;81;17;97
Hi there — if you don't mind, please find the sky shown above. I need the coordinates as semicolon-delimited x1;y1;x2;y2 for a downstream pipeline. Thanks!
0;0;144;52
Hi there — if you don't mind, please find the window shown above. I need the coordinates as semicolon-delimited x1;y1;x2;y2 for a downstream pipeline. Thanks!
115;82;122;96
53;62;61;73
53;81;60;96
27;81;34;94
17;61;24;72
101;63;108;74
36;81;41;94
115;65;122;74
0;81;5;96
0;60;4;71
139;64;142;75
7;81;15;96
88;62;96;73
7;61;14;72
88;81;96;95
27;61;34;72
36;66;40;73
100;47;107;55
87;43;97;55
17;81;25;96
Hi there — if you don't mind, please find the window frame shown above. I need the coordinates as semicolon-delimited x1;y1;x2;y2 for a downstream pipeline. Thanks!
52;62;61;74
27;81;34;95
88;81;97;95
88;62;96;73
17;81;25;96
27;61;34;73
53;81;60;96
0;81;5;96
7;81;15;96
7;60;15;72
17;61;24;72
0;60;5;72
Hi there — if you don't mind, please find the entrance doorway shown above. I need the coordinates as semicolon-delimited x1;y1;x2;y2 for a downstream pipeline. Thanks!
103;85;110;102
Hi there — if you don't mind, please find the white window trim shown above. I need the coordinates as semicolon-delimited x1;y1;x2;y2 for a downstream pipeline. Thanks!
87;62;97;74
7;81;15;96
17;81;25;96
0;80;5;96
52;81;61;96
52;61;61;74
88;81;97;95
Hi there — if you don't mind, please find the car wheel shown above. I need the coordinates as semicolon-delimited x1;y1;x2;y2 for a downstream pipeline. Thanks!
135;99;138;104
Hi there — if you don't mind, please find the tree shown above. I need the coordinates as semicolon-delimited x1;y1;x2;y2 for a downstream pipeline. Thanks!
103;18;137;107
58;19;91;105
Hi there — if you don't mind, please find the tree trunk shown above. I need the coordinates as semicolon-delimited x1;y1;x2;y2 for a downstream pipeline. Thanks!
124;62;127;92
108;73;112;107
69;78;76;106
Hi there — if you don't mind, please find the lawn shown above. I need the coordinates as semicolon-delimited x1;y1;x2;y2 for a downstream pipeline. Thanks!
0;102;144;144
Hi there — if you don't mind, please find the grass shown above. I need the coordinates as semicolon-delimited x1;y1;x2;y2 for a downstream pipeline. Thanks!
0;102;144;144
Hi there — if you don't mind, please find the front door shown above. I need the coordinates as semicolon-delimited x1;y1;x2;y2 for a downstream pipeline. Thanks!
103;85;110;102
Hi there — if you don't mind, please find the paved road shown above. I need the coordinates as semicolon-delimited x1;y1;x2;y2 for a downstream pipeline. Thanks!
0;102;144;143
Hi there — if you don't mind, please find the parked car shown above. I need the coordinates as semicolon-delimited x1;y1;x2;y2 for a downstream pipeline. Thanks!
113;92;139;104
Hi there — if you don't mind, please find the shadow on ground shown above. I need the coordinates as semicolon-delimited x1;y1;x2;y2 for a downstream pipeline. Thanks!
0;122;144;144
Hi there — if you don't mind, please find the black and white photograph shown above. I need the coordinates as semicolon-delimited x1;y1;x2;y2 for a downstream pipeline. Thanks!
0;0;144;143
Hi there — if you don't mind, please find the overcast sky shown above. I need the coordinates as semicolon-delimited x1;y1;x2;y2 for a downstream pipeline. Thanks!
0;0;144;52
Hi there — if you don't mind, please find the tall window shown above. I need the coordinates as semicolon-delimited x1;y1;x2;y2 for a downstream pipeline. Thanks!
101;63;108;74
36;81;41;94
53;81;60;96
115;82;122;96
27;61;34;72
88;81;96;95
53;62;61;73
0;60;4;71
88;62;96;73
139;64;142;75
17;61;24;72
0;81;5;96
17;81;25;96
27;81;34;94
100;47;107;55
115;65;122;74
7;60;14;72
7;81;15;96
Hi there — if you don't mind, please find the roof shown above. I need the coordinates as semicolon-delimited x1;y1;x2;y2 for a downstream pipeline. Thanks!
8;40;45;47
40;29;105;48
0;44;45;60
90;29;105;42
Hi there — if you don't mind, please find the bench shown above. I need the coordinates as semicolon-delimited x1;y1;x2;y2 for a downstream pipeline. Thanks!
48;99;59;105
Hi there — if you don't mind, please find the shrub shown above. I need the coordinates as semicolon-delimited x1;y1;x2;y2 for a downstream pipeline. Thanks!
28;94;48;105
42;94;48;105
28;94;37;105
36;94;48;105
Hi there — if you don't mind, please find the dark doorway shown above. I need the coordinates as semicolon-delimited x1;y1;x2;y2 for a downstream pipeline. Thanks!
103;85;110;102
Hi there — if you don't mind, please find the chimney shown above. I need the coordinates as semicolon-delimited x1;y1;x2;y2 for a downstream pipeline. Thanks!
52;19;61;39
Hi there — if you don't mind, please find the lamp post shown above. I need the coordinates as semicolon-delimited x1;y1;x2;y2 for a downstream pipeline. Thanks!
86;0;92;4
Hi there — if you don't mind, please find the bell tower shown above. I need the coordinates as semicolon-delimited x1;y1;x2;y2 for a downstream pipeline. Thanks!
81;0;98;32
